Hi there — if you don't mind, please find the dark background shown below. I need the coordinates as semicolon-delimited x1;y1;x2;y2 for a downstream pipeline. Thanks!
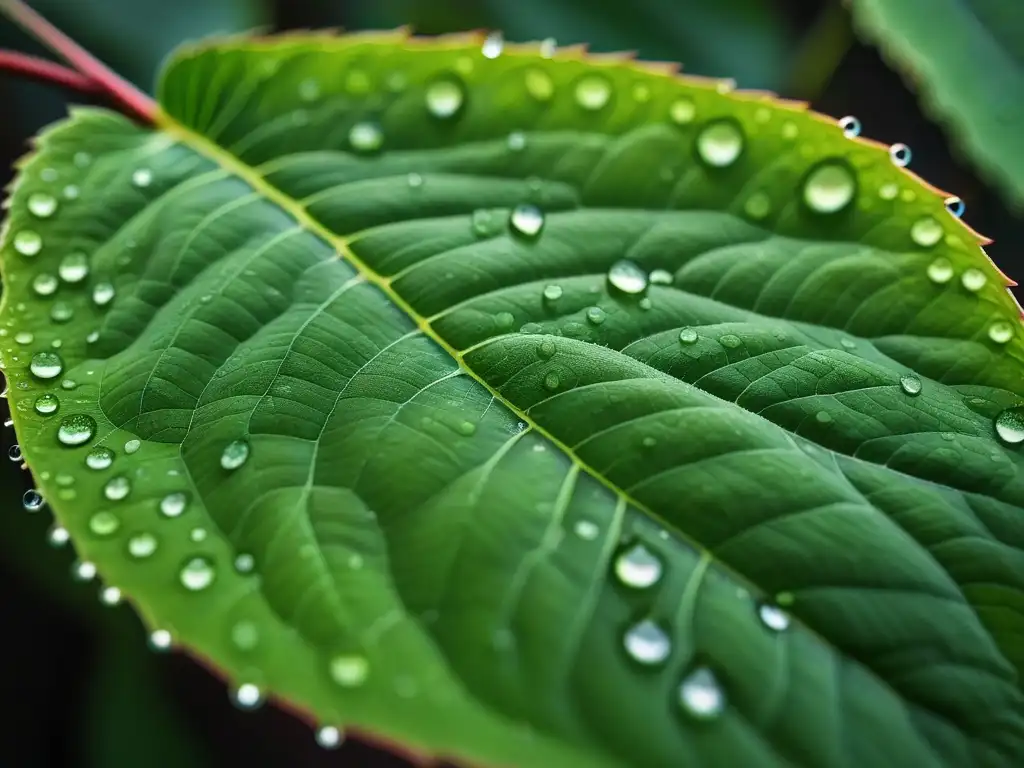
1;1;1020;766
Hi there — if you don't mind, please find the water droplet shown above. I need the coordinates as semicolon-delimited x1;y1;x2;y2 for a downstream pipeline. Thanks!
63;184;79;200
100;586;122;605
221;439;250;470
889;143;911;167
22;489;44;512
525;68;554;101
92;282;115;307
815;410;833;425
88;510;121;537
48;525;70;547
86;330;100;344
543;371;560;391
27;192;57;218
61;379;78;391
58;252;89;283
678;666;726;720
758;602;790;631
669;98;696;125
32;273;58;296
542;284;563;302
509;204;544;239
910;216;943;247
30;351;63;379
743;191;771;220
74;151;91;167
879;183;899;200
574;75;611;111
614;544;663;589
15;330;33;345
838;115;861;138
159;491;188;518
623;619;671;665
803;161;855;214
607;260;648;295
8;444;22;462
103;476;130;500
13;230;42;257
190;527;207;543
348;121;383;153
961;268;987;292
231;620;260;651
131;168;153;188
180;556;216;591
330;654;369;687
482;31;503;59
234;553;255;574
57;414;97;446
696;120;743;168
988;320;1014;344
121;439;141;456
407;172;423;189
899;374;922;396
149;629;172;650
573;520;600;540
85;446;113;470
425;77;465;119
316;726;343;749
40;167;59;182
944;196;965;218
127;532;158;559
586;306;606;325
49;301;74;323
70;560;96;582
927;257;954;284
232;683;263;710
34;393;59;415
507;131;526;152
720;334;742;349
678;327;698;345
995;406;1024;445
298;78;320;101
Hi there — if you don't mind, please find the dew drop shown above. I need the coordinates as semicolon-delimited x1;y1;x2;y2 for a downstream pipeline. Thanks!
649;269;673;286
103;476;130;500
758;602;790;631
607;260;648;295
8;444;22;462
509;203;544;239
92;281;115;307
614;544;663;589
838;115;861;138
910;216;943;248
30;351;63;380
298;78;320;101
995;406;1024;445
159;491;188;518
316;726;343;749
22;489;45;512
743;191;771;220
678;666;726;720
63;184;79;200
574;75;611;111
471;208;494;237
961;268;987;292
32;273;58;296
720;334;742;349
542;284;563;302
74;151;91;167
121;439;140;456
221;439;250;470
85;446;113;470
234;553;256;574
58;414;97;446
425;77;465;119
127;532;158;559
149;629;172;651
27;192;58;218
407;172;423;188
34;392;59;415
899;374;922;396
678;327;698;345
231;620;260;651
88;510;121;537
695;120;743;168
879;183;899;201
803;161;855;214
232;683;264;710
543;371;561;391
944;196;965;218
48;525;70;547
100;586;122;605
58;252;89;283
889;143;912;167
988;320;1015;344
40;167;59;182
180;556;216;591
623;619;671;665
348;121;384;153
15;331;33;345
131;168;153;188
574;520;600;540
586;306;606;325
13;230;42;257
524;68;554;101
190;527;206;543
330;654;370;687
507;131;526;152
482;31;503;59
927;257;954;284
669;98;696;125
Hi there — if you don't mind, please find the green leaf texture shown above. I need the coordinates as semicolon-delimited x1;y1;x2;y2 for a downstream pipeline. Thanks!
2;33;1024;768
847;0;1024;208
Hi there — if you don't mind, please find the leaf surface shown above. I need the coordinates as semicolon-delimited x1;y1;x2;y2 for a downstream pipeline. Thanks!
2;33;1024;768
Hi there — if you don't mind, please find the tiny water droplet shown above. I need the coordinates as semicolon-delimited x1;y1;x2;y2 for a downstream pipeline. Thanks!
131;168;153;188
623;619;671;665
509;204;544;239
348;121;383;153
232;683;263;710
71;560;97;582
149;629;172;651
58;414;97;446
58;252;89;283
298;78;320;101
927;257;954;284
159;491;188;518
757;602;790;631
614;543;663;589
100;586;122;605
85;446;113;470
22;489;45;512
88;510;121;537
330;654;370;687
543;371;561;391
879;183;899;200
573;520;600;540
482;31;503;59
30;351;63;379
92;282;115;307
838;115;861;138
32;273;58;296
86;330;100;343
889;143;911;167
815;410;833;424
316;726;343;749
542;284;563;302
104;476;130;500
586;306;606;325
180;556;216;591
425;77;465;119
696;120;744;168
525;68;554;101
221;439;250;470
48;525;70;547
803;162;855;214
190;527;207;543
743;191;771;220
127;532;158;559
944;196;965;218
910;216;943;248
40;167;59;182
840;337;857;350
507;131;526;151
669;98;696;125
8;444;22;462
61;379;78;391
74;151;91;167
607;260;648;295
961;268;987;292
123;438;141;455
407;172;423;189
27;192;58;218
34;393;59;415
234;553;255;574
574;75;611;111
995;406;1024;445
63;184;79;200
231;620;260;651
899;374;922;396
678;666;726;720
988;320;1014;344
13;230;42;257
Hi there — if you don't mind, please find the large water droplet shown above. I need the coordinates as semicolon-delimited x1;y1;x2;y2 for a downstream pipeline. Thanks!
30;351;63;379
509;204;544;239
574;75;611;111
899;374;922;396
180;556;216;591
425;77;465;119
989;320;1015;344
889;143;911;167
57;414;97;446
961;268;987;292
910;216;943;248
58;252;89;283
803;162;855;214
623;619;671;665
13;230;42;257
614;544;663;589
944;196;965;218
838;115;861;138
330;654;370;687
482;30;503;59
348;121;383;153
88;510;121;537
927;257;954;284
678;666;726;720
221;439;250;470
34;392;59;415
27;192;58;218
85;445;113;470
316;726;343;749
758;602;790;631
92;282;115;307
232;683;264;710
995;406;1024;445
103;475;131;500
607;260;648;295
160;491;188;518
127;532;158;559
22;489;45;512
696;120;743;168
669;98;696;125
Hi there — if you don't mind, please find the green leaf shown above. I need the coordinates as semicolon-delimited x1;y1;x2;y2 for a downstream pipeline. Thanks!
3;32;1024;767
847;0;1024;208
